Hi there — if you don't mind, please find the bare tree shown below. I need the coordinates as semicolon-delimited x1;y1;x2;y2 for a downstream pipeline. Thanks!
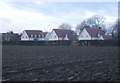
58;23;73;30
111;21;118;39
107;20;120;40
75;15;106;35
7;31;13;33
80;15;106;31
75;24;84;35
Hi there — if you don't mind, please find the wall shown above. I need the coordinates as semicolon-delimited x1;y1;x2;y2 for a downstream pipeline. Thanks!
21;31;29;41
48;30;58;41
78;28;91;40
2;40;118;46
64;34;69;40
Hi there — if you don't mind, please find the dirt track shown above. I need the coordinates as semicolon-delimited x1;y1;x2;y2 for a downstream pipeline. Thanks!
2;45;119;81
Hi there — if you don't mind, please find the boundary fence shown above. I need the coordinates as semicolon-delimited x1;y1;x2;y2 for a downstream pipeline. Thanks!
2;40;119;46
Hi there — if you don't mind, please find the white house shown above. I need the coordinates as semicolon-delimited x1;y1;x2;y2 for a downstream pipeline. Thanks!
48;29;77;41
78;28;112;40
21;30;48;41
44;32;51;41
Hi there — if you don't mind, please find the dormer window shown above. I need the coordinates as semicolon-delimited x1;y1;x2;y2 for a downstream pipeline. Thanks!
34;35;36;38
31;35;33;38
42;35;44;38
98;34;101;37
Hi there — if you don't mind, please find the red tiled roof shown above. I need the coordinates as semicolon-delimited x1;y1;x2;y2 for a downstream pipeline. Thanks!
53;29;77;40
39;32;48;37
85;28;105;37
67;33;77;41
25;30;47;38
25;30;42;37
102;35;112;40
53;29;73;37
42;32;48;36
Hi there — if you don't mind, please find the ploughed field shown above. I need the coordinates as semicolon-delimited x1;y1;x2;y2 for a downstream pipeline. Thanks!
2;45;119;81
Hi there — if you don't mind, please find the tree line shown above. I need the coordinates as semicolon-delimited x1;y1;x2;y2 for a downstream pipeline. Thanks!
58;15;119;40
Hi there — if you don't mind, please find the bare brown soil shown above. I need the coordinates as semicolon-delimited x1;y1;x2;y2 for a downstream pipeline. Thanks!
2;45;119;81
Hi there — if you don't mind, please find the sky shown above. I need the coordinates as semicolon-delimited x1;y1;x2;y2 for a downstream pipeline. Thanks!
0;0;118;33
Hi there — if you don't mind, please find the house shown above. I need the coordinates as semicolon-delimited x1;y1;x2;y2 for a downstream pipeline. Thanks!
21;30;48;41
44;32;51;41
48;29;77;41
78;28;112;40
2;31;21;41
101;35;112;40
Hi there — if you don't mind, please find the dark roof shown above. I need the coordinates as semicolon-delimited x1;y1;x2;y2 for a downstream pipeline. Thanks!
53;29;77;40
2;33;19;37
25;30;47;38
42;32;48;36
2;32;21;41
85;28;105;37
39;32;48;37
53;29;73;37
67;33;77;41
25;30;42;37
2;33;7;36
102;35;112;40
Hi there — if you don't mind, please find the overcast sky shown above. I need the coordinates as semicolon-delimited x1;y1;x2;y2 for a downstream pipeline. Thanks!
0;1;118;33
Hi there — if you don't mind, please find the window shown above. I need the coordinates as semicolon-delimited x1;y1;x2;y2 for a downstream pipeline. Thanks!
31;35;33;38
42;35;44;38
81;35;83;38
55;36;56;38
34;35;36;38
38;35;40;38
98;34;101;37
